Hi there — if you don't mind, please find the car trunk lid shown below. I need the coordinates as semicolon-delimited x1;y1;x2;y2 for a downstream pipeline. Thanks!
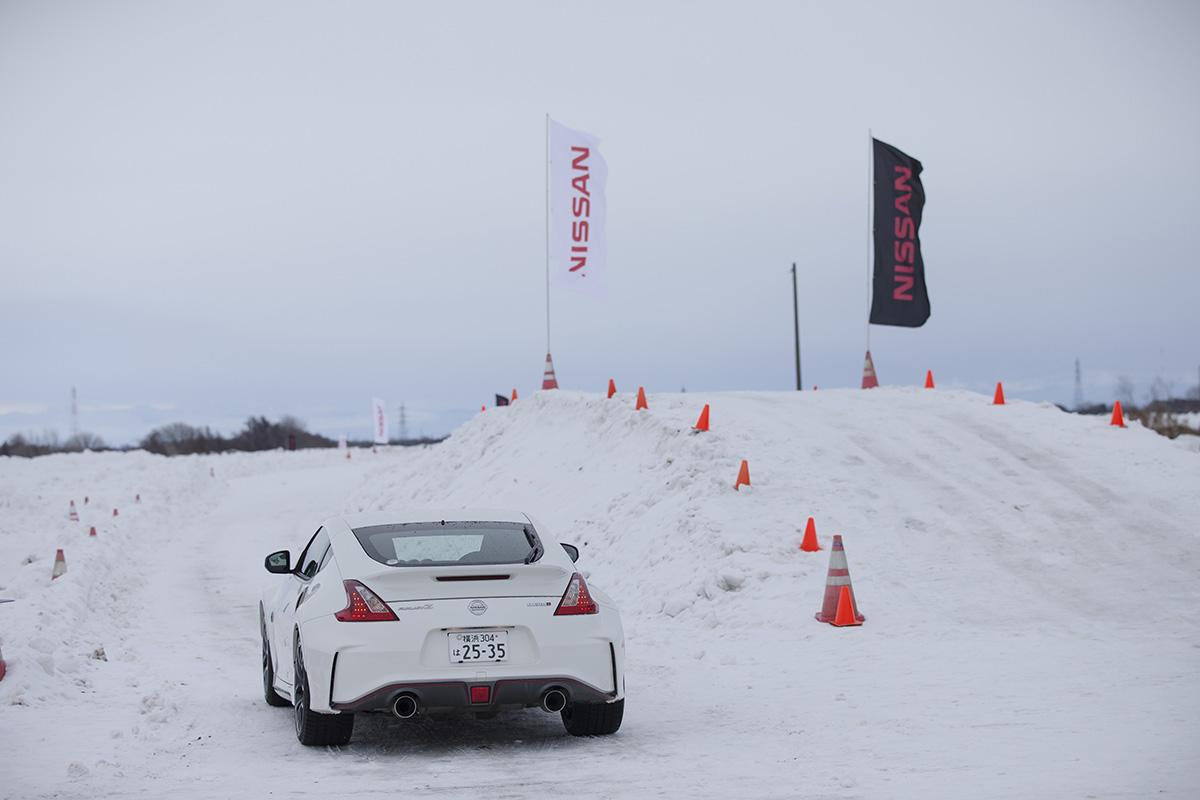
361;563;572;602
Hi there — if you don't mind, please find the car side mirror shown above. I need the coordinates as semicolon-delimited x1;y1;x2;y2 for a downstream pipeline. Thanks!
264;550;291;574
561;543;580;563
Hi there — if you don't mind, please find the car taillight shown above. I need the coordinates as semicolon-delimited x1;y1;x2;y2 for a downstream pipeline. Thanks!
335;580;398;622
554;572;598;616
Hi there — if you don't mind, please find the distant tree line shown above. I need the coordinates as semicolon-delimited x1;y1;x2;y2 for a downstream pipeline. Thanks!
0;430;108;458
2;416;335;458
139;416;336;455
2;414;448;458
1065;375;1200;439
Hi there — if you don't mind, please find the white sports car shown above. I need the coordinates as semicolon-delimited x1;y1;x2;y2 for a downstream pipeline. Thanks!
259;510;626;745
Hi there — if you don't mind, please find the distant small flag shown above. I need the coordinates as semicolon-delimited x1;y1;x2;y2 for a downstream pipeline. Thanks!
495;394;510;407
371;397;388;444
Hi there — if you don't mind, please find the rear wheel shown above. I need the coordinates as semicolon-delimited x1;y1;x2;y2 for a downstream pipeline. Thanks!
561;698;624;736
260;608;288;707
292;639;354;746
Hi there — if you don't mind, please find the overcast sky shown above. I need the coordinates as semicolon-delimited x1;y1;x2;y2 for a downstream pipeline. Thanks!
2;0;1197;445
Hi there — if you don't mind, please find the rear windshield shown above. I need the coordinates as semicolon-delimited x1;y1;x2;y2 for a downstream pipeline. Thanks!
352;521;543;567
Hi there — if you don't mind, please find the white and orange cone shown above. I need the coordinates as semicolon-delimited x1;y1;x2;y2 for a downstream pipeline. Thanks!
68;501;79;522
861;350;879;389
542;353;559;390
815;535;865;624
51;549;67;580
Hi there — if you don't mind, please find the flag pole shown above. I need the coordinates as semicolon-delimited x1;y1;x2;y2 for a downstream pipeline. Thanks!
791;262;802;390
545;113;551;355
866;127;873;353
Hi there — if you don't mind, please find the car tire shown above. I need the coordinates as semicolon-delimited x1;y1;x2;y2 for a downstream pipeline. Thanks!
561;698;624;736
260;607;289;708
292;638;354;746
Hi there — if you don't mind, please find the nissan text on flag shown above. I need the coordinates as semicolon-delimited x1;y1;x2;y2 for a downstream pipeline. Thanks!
260;509;625;745
869;138;930;328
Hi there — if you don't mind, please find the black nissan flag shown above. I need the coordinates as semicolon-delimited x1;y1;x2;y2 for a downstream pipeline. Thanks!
494;394;510;407
870;139;930;327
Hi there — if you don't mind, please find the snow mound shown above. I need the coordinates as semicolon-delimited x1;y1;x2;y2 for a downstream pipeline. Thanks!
348;388;1200;635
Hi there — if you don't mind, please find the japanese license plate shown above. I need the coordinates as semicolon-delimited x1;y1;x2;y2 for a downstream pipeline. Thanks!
448;630;508;663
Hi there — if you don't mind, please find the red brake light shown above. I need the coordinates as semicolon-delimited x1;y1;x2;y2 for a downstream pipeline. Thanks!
335;580;398;622
554;572;598;616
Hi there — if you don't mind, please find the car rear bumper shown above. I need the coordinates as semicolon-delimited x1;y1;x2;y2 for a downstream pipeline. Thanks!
330;671;617;713
297;602;626;713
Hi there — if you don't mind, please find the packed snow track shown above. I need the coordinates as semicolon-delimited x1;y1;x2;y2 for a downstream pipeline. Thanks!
1;388;1197;798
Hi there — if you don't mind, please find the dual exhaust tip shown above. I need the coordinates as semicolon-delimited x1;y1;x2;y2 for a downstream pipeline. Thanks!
390;688;567;718
392;694;418;719
540;688;567;713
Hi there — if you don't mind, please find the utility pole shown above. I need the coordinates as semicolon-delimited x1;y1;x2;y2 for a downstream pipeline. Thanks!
70;386;79;438
398;403;408;444
1073;358;1084;410
791;263;802;390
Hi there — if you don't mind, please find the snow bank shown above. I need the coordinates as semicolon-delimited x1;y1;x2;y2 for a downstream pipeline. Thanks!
0;448;347;706
2;391;1197;799
347;388;1200;635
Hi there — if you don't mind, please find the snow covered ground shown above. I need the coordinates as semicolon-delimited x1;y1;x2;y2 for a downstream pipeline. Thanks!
1;388;1198;799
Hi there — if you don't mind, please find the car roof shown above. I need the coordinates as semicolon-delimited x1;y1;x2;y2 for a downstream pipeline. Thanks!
332;508;534;531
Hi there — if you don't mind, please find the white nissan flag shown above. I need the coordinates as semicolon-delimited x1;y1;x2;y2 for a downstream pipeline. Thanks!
371;398;388;445
549;119;607;293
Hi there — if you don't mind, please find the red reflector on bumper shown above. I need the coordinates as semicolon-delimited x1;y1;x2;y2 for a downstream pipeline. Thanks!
470;686;490;704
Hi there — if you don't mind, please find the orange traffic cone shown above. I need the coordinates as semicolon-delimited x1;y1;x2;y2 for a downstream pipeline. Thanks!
635;387;648;410
861;350;879;389
511;389;518;403
480;404;486;413
993;382;1006;405
607;379;617;399
831;585;863;627
815;535;865;623
68;501;79;522
112;508;119;518
800;517;821;552
733;460;751;491
51;549;67;580
88;526;97;537
693;404;710;432
924;370;935;389
1110;401;1126;428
